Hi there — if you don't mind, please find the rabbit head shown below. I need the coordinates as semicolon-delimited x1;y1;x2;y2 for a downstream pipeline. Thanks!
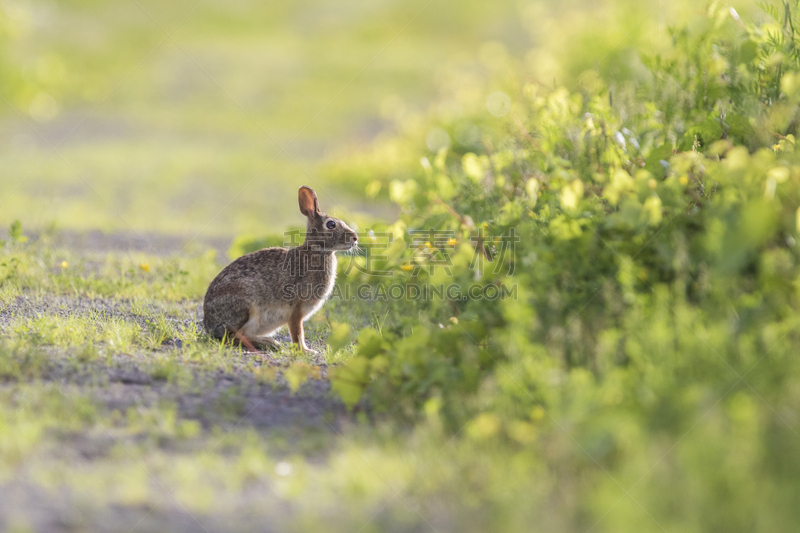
298;186;358;252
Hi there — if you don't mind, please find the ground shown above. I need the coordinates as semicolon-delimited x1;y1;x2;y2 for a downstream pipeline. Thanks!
0;229;366;533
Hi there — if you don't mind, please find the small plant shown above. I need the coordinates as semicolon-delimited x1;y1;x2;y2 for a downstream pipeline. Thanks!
7;220;27;245
142;314;179;349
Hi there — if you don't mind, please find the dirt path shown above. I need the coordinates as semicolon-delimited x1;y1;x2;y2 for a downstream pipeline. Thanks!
0;230;357;532
0;290;346;431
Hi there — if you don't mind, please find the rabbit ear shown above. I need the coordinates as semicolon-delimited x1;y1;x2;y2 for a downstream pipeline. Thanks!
298;186;321;219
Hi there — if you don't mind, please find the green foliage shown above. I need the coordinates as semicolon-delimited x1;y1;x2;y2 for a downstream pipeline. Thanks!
320;2;800;528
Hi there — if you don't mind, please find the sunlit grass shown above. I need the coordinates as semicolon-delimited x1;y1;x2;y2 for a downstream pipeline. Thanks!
12;314;139;351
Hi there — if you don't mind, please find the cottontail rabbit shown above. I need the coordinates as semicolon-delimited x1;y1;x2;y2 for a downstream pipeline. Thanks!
203;186;358;354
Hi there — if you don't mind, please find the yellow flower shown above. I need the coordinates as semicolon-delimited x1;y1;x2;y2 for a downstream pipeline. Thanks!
424;241;432;248
60;261;68;269
140;263;150;272
679;176;689;186
446;238;457;246
400;264;414;272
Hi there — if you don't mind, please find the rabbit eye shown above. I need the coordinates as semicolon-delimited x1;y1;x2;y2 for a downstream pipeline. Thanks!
326;220;336;230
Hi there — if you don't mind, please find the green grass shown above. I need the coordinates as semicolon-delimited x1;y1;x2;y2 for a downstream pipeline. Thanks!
15;314;140;350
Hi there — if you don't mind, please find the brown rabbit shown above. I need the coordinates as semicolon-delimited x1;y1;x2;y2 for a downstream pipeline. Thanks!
203;186;358;354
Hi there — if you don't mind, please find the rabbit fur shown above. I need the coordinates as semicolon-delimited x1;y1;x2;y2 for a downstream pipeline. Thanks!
203;186;358;354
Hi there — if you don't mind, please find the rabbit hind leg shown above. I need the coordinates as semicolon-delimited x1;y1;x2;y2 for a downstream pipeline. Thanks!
238;304;289;350
232;330;281;353
232;330;258;352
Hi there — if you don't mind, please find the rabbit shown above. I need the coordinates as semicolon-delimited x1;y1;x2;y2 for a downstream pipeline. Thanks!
203;186;358;355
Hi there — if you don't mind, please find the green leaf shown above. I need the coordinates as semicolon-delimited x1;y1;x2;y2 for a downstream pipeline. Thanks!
328;322;354;353
356;328;385;358
739;39;758;64
284;363;311;393
330;356;370;409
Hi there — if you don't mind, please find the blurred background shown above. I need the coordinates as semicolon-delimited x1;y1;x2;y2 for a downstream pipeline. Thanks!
0;0;533;238
3;0;756;239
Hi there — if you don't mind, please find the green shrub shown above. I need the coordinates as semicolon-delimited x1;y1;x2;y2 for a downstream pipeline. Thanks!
318;5;800;520
321;5;800;527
